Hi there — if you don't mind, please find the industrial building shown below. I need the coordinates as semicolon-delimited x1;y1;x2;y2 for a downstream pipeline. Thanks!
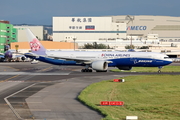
53;15;180;42
10;41;77;53
13;26;44;42
112;15;180;41
53;17;127;42
0;20;17;53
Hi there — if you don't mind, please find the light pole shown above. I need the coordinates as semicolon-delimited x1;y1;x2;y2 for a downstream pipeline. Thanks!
73;37;76;51
125;15;134;49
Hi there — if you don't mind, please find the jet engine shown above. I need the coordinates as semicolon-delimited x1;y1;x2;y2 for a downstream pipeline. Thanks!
91;60;109;71
117;66;132;70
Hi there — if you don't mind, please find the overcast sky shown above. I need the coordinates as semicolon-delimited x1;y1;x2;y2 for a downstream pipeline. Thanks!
1;0;180;25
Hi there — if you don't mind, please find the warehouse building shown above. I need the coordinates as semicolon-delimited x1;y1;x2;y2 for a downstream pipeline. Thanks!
13;26;44;42
112;15;180;41
53;17;127;42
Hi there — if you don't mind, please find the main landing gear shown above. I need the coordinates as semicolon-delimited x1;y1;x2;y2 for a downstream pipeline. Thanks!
158;66;163;73
81;69;93;72
81;65;93;72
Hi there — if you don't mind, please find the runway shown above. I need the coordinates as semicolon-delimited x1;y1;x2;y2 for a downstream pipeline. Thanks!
0;62;179;120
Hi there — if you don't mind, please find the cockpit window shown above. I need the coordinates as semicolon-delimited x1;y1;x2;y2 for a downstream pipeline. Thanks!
164;57;169;59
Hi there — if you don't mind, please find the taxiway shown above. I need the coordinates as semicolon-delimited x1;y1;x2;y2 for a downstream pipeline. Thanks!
0;62;179;120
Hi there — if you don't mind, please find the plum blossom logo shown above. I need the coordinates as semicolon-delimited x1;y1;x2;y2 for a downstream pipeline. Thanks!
30;38;41;51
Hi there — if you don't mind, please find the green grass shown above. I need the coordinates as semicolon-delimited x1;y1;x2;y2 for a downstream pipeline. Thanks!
111;66;180;72
78;75;180;120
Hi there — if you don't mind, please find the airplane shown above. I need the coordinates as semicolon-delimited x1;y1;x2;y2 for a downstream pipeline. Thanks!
24;28;172;73
0;49;26;62
0;50;15;62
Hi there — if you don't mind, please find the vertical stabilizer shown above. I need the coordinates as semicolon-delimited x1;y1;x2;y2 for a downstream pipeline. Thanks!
26;28;46;55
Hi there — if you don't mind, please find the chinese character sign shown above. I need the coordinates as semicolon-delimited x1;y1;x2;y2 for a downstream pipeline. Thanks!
71;18;92;23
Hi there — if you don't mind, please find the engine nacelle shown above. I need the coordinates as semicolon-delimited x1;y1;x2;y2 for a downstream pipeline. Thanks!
91;60;108;71
117;66;132;70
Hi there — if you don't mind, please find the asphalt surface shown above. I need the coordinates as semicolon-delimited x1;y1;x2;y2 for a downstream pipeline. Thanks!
0;62;179;120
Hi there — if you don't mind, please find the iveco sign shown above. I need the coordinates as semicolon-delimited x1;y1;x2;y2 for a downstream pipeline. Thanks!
127;26;147;30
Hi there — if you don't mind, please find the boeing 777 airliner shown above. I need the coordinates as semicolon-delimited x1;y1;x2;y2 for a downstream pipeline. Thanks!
24;29;172;73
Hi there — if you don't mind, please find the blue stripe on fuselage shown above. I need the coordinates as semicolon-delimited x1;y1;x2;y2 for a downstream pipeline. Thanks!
108;58;172;67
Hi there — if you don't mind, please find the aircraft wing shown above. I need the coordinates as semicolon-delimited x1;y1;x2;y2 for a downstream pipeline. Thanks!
47;55;94;64
25;53;112;64
46;55;113;64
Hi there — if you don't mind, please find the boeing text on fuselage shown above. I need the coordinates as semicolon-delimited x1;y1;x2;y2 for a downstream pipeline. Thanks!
134;59;153;64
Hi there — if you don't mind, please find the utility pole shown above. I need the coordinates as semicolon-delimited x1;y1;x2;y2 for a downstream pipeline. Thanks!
73;37;76;51
125;15;134;49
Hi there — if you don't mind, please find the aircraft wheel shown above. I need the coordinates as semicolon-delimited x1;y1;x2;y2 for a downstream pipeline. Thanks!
158;70;161;73
81;69;93;72
81;69;85;72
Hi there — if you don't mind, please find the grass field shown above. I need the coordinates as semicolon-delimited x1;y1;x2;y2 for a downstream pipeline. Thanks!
78;75;180;120
111;66;180;72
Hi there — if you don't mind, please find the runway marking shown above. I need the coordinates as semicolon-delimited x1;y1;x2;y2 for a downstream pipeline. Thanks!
37;66;53;72
0;72;70;75
10;102;42;104
7;66;20;71
7;81;24;82
4;83;36;120
0;74;20;83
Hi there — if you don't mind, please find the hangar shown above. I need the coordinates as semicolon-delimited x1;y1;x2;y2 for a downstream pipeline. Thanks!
112;15;180;41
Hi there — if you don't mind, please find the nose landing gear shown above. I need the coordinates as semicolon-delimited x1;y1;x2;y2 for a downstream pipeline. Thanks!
158;66;163;73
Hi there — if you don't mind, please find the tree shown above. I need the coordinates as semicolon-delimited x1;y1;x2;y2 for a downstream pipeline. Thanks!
83;43;94;49
82;42;111;49
93;42;98;49
125;45;135;49
137;46;149;49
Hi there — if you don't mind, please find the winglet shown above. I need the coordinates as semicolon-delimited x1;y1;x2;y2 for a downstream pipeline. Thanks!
25;28;46;55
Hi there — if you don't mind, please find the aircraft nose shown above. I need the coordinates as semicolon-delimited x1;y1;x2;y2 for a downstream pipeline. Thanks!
167;59;173;64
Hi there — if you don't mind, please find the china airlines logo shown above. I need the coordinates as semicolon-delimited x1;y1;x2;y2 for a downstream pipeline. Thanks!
30;38;41;51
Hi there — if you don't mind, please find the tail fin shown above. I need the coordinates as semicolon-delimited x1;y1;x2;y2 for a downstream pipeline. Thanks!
26;28;46;55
